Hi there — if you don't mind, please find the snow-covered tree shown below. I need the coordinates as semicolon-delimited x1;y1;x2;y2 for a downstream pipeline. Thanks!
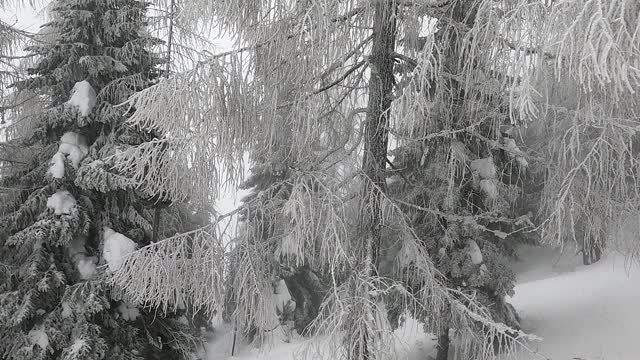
0;1;208;359
110;0;639;359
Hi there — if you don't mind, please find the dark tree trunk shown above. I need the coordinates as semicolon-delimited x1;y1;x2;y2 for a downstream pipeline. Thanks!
351;1;397;359
361;0;397;273
283;267;327;335
578;219;602;265
436;325;450;360
582;238;602;265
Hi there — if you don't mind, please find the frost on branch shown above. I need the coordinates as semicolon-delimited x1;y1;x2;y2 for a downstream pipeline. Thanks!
66;80;96;116
108;226;224;315
46;191;77;215
102;227;137;272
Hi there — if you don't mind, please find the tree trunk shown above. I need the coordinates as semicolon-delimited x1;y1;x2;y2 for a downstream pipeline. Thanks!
435;325;450;360
352;1;397;359
578;219;602;265
361;0;396;273
582;238;602;265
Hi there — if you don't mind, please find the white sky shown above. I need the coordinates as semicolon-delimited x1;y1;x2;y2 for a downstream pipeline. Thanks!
1;4;45;31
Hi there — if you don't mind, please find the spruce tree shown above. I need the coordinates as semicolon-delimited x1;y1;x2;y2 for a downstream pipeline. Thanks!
0;1;204;359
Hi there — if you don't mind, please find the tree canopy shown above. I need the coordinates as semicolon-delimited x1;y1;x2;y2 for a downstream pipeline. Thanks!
2;0;639;359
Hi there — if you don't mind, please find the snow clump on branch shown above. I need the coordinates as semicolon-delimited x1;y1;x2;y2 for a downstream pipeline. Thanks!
117;302;140;321
66;80;96;116
46;132;89;178
102;227;137;272
28;325;49;350
502;137;529;169
471;157;499;199
46;191;77;215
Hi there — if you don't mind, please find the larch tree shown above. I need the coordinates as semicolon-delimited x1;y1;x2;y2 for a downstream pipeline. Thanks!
0;0;209;359
534;1;640;265
109;0;640;359
1;15;33;127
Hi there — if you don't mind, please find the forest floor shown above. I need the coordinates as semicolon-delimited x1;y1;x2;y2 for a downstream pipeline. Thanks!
206;244;640;360
506;244;640;360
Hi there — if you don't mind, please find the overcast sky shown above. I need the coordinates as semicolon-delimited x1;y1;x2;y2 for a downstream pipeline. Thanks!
1;4;45;31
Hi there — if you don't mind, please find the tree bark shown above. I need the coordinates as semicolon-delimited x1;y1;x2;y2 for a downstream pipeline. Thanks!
361;0;397;273
582;238;602;265
352;1;397;359
435;325;450;360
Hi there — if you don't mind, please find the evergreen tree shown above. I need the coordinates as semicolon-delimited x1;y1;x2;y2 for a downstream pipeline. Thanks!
108;0;640;359
0;1;205;359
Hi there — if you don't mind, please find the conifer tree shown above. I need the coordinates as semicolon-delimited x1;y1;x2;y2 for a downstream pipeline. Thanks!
0;1;205;359
109;0;640;359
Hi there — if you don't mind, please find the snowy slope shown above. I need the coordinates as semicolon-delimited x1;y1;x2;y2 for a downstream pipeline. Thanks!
207;244;640;360
508;248;640;360
205;318;437;360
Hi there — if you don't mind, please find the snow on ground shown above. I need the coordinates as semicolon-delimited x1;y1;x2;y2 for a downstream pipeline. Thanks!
508;245;640;360
205;317;437;360
509;244;585;284
207;243;640;360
